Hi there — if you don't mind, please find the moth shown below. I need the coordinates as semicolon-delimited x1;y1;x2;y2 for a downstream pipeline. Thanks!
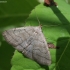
2;26;51;65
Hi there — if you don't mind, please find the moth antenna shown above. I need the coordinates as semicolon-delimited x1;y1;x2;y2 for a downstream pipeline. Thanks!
34;9;44;29
34;9;41;26
42;24;60;27
37;16;41;26
34;3;59;28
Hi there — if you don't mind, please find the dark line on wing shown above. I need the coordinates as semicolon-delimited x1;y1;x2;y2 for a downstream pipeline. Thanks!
21;44;50;61
5;30;23;47
13;28;24;42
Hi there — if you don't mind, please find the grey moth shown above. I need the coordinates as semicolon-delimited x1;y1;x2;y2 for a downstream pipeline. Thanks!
2;26;51;65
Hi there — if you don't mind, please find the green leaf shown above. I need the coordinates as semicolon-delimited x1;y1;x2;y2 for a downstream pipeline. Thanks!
0;0;39;28
25;0;70;70
0;0;39;70
11;50;46;70
13;0;70;70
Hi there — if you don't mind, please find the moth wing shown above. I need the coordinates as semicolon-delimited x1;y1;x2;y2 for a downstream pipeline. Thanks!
3;26;51;65
2;27;35;51
29;27;51;65
32;38;51;65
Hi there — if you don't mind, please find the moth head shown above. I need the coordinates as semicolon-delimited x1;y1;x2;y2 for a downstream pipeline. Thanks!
35;26;42;32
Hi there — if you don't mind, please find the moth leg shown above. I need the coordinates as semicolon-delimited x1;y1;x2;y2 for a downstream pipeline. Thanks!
47;43;60;49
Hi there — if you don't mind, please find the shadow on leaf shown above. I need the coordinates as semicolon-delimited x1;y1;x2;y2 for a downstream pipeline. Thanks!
0;33;14;70
56;37;70;70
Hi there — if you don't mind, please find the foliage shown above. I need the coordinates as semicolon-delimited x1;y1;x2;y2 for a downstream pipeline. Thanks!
0;0;39;70
0;0;70;70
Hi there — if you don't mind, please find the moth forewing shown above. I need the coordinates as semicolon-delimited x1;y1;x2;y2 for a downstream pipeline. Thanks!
2;26;51;65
